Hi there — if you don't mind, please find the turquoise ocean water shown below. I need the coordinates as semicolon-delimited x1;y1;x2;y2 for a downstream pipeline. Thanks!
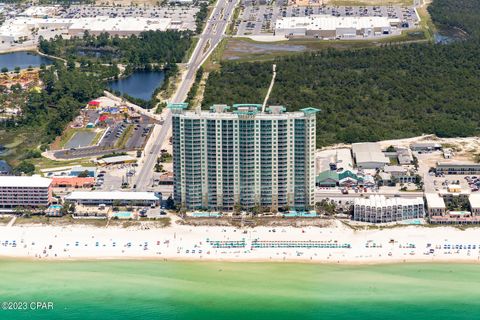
0;260;479;320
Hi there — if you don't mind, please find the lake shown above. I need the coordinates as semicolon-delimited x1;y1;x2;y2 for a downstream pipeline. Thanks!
1;260;480;320
0;52;53;70
107;70;165;101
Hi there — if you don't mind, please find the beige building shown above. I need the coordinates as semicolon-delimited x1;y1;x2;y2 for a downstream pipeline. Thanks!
425;193;447;216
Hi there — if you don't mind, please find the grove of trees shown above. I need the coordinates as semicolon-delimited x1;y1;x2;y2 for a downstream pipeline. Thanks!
202;0;480;147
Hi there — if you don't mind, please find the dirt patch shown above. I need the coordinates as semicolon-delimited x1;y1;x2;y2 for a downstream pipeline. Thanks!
222;38;383;62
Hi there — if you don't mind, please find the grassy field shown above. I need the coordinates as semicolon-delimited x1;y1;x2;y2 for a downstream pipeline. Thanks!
114;124;133;149
416;3;437;41
0;217;12;225
15;215;108;227
91;129;105;146
0;128;43;167
109;217;171;228
183;37;199;63
31;157;93;172
203;38;229;72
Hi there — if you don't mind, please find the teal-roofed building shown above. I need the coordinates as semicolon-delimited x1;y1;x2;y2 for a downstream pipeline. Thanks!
316;170;339;187
338;170;360;186
170;104;318;212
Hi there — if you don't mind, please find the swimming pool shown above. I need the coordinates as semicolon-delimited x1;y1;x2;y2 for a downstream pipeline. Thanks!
283;211;318;218
46;205;63;217
112;212;133;219
191;212;221;218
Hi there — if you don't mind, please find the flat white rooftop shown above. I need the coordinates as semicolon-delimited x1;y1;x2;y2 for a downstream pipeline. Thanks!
354;195;423;207
66;191;158;201
425;193;446;209
352;142;389;165
469;194;480;209
276;15;400;31
0;176;52;188
97;155;136;164
69;17;171;33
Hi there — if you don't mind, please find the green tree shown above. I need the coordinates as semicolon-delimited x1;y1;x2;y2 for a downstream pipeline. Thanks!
13;161;35;175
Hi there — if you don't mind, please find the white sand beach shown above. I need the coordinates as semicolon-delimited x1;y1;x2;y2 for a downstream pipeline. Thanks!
1;221;480;264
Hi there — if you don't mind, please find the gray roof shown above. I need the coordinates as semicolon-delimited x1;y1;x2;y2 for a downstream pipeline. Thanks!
352;143;388;165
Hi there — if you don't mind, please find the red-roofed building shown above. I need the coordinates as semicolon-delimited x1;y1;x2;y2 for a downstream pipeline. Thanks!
88;100;101;109
98;115;108;122
51;177;95;189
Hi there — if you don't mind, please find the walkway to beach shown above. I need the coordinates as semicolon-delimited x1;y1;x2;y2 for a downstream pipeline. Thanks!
6;216;16;227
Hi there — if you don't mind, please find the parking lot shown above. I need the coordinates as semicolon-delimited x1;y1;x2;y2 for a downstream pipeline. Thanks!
65;131;98;149
235;2;419;36
54;108;154;160
426;173;480;194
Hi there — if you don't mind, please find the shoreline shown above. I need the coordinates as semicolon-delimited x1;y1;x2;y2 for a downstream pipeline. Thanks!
3;222;480;265
2;254;480;266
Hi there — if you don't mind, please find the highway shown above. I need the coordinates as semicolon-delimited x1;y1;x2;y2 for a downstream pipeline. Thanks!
134;0;238;190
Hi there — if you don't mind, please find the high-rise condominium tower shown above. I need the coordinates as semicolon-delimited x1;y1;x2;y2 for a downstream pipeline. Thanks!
170;103;319;212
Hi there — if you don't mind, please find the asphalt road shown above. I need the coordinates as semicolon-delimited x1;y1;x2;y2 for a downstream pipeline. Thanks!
134;0;239;191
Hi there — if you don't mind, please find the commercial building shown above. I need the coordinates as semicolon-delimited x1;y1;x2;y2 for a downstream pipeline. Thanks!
410;142;442;152
51;177;95;189
396;147;414;165
70;166;97;177
0;176;52;210
315;148;353;173
0;16;194;44
316;170;339;187
171;103;319;212
65;191;159;206
316;169;369;187
275;15;401;39
383;165;416;183
351;142;389;169
68;17;173;37
436;162;480;175
353;195;425;223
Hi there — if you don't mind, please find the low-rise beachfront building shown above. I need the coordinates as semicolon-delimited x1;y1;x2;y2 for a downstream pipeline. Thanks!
0;176;52;211
65;191;159;206
469;194;480;215
353;195;424;223
425;193;446;216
